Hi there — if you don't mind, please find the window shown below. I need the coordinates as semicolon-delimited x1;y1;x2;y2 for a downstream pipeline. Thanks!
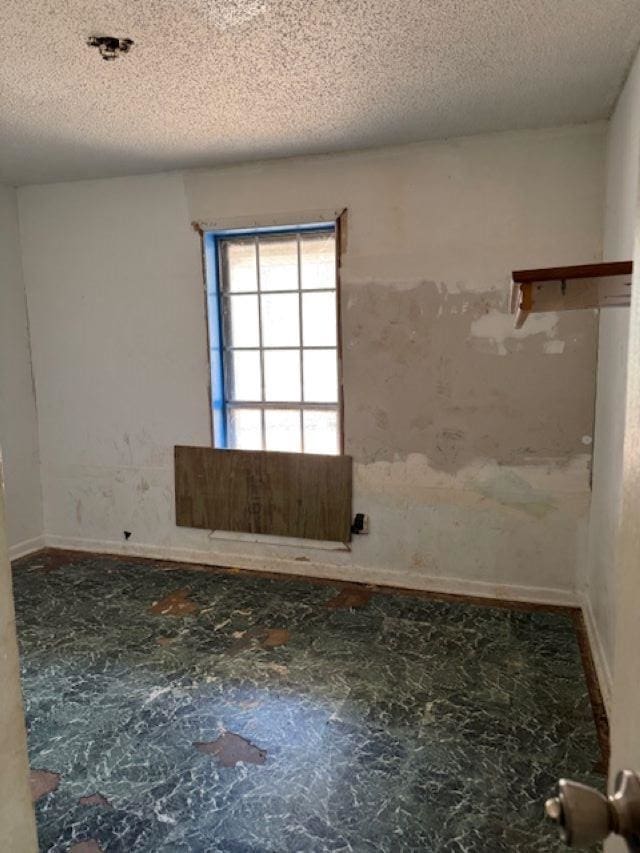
204;224;341;455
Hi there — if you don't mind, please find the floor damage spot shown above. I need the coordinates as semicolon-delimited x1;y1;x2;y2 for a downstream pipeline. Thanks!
27;551;73;574
262;662;289;676
150;588;199;616
261;627;290;647
193;732;267;767
325;586;373;609
29;768;61;801
78;792;111;807
227;626;290;653
16;551;604;851
155;636;176;646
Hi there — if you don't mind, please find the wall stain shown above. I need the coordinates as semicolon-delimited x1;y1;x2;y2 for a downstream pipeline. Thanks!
373;408;389;430
471;470;557;517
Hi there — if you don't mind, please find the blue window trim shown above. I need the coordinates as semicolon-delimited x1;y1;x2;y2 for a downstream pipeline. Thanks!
203;222;336;449
203;232;227;448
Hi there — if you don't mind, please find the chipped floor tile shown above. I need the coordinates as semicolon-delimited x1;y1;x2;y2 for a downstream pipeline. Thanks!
78;792;111;807
29;768;60;802
194;732;267;767
13;552;602;852
324;585;373;609
149;588;199;616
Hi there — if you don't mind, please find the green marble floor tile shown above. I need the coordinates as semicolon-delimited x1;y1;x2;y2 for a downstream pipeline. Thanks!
12;553;603;852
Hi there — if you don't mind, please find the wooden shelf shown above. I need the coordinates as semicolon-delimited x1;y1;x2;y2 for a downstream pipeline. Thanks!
510;261;633;328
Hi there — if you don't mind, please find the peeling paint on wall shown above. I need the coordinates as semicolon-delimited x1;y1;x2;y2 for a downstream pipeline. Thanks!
344;286;596;471
469;308;559;356
18;126;603;602
544;340;566;355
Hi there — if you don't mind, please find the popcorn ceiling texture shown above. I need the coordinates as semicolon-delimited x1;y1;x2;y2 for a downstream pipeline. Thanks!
1;0;640;184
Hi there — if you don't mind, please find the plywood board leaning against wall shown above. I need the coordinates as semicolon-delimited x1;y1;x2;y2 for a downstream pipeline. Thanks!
175;445;353;542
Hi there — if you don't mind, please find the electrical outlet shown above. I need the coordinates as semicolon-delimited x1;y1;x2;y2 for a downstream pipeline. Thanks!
351;513;369;535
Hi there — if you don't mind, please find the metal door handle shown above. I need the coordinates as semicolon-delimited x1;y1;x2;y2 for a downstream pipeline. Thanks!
546;770;640;851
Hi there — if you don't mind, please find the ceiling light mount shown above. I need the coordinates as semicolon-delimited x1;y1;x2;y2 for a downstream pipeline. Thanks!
87;35;133;61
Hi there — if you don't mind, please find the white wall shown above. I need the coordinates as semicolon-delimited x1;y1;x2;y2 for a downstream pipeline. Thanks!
583;47;640;710
18;124;605;603
0;185;43;557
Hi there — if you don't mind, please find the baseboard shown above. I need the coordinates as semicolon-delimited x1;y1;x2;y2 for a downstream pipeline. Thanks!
579;591;613;715
43;533;579;609
9;535;46;561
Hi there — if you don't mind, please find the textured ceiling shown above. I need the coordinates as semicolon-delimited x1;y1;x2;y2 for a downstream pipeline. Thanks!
1;0;640;184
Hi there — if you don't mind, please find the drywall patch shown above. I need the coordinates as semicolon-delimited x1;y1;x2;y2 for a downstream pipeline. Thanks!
469;309;559;356
544;340;566;355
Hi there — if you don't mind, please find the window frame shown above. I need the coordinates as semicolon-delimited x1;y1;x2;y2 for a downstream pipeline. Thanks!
202;222;344;455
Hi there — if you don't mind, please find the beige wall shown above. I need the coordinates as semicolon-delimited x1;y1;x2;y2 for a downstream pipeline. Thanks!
0;463;37;851
583;46;640;711
18;123;605;602
0;185;43;557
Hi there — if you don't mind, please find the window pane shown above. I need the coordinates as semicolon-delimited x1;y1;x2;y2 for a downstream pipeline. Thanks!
228;408;262;450
259;237;298;291
265;409;301;452
227;350;261;401
261;293;300;347
303;349;338;402
303;410;338;455
301;233;335;290
226;294;260;348
302;291;336;347
264;350;301;402
222;239;257;292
